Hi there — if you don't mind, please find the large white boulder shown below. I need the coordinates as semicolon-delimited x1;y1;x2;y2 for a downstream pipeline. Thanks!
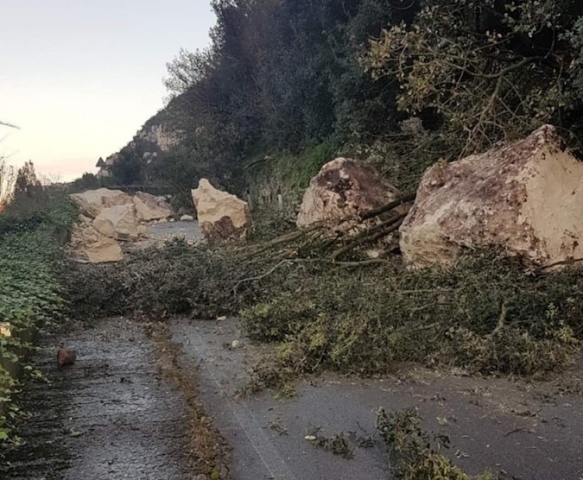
70;221;123;263
93;204;139;241
297;158;402;234
400;125;583;269
191;179;251;242
70;188;133;218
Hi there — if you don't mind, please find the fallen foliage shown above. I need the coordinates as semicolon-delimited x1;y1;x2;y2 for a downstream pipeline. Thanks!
65;200;583;382
376;408;496;480
67;232;582;382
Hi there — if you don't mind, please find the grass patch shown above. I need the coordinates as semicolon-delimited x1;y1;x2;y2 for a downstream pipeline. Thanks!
247;140;336;192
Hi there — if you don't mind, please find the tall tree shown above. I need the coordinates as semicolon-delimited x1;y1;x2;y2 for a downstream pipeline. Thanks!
364;0;583;155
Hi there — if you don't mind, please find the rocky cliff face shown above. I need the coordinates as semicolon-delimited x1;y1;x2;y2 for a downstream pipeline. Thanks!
98;101;182;178
134;121;178;153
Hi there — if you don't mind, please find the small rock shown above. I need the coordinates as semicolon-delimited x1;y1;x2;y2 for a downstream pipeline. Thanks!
180;214;194;222
216;316;227;321
305;435;317;441
365;249;384;259
57;347;77;367
231;340;240;349
0;322;12;337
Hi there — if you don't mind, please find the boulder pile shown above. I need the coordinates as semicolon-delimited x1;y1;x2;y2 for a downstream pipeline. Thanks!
70;188;173;263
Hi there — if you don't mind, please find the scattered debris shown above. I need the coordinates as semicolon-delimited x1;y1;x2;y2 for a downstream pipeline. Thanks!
376;408;496;480
304;427;355;460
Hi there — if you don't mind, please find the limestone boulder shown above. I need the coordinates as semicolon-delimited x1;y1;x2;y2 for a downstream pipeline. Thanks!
297;158;402;234
0;323;11;337
191;179;251;242
93;204;139;241
70;188;133;218
400;125;583;269
70;221;123;263
133;191;173;222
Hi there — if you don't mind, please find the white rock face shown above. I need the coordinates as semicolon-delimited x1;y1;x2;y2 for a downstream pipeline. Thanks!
70;222;123;263
93;204;139;241
191;179;251;242
400;125;583;269
297;158;403;234
137;124;178;152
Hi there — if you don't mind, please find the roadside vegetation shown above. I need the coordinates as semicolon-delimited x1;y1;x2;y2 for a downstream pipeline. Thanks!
0;162;76;444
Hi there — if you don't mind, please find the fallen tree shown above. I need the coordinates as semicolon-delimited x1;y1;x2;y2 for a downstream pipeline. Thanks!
238;192;416;265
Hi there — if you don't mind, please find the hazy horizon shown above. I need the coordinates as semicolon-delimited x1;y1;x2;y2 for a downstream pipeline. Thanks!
0;0;216;182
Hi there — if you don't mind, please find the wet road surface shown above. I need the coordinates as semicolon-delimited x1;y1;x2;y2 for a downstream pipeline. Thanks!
3;315;583;480
1;318;195;480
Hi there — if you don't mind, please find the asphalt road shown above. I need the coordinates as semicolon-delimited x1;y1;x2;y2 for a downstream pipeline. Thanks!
3;314;582;480
171;318;583;480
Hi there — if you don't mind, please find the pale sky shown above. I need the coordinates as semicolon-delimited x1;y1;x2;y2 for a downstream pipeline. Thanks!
0;0;216;181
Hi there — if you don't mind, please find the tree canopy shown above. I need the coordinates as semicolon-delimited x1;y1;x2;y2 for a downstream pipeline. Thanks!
116;0;583;191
